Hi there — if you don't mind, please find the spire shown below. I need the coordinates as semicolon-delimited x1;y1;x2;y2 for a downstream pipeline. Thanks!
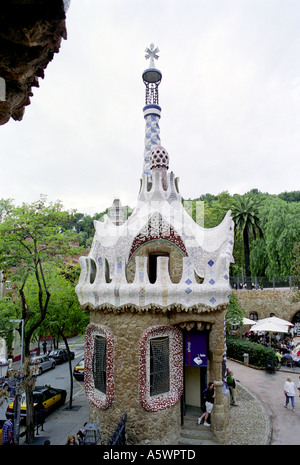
142;43;162;176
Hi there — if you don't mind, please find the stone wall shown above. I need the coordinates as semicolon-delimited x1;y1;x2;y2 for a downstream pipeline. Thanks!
88;310;181;445
234;289;300;323
0;0;67;125
87;303;229;445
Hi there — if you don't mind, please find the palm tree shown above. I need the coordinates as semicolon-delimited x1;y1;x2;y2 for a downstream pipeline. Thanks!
231;195;263;290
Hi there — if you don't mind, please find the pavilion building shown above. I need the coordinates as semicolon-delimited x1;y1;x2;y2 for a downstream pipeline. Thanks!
76;44;234;444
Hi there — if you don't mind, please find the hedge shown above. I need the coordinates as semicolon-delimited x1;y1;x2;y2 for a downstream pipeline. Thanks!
226;334;278;368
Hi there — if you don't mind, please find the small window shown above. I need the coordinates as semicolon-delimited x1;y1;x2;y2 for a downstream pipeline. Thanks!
150;337;170;396
92;335;106;394
148;253;169;284
90;259;97;284
250;312;258;321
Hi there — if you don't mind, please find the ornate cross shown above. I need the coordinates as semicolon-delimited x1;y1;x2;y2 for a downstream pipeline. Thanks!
145;43;159;68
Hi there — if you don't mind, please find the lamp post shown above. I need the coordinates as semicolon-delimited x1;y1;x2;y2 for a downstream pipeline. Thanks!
82;422;101;445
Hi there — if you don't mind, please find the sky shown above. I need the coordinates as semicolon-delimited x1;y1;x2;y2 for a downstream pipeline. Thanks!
1;0;300;215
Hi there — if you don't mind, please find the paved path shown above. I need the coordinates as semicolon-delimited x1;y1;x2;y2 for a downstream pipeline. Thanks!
228;360;300;445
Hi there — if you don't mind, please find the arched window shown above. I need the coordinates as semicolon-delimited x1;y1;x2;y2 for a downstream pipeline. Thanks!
148;253;169;283
85;324;114;409
249;312;258;321
89;259;97;284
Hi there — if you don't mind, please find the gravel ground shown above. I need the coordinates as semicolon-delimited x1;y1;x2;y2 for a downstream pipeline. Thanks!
225;382;272;445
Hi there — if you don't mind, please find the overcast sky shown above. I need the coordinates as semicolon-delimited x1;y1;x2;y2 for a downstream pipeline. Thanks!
1;0;300;215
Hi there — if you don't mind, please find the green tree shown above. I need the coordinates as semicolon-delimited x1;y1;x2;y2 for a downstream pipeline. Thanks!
225;293;245;330
36;265;89;409
0;195;81;443
231;195;263;289
256;197;300;277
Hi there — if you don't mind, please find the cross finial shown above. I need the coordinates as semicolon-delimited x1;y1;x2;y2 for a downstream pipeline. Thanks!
145;43;159;68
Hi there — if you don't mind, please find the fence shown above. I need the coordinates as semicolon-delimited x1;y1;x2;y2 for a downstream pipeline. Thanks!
108;413;127;445
230;276;299;290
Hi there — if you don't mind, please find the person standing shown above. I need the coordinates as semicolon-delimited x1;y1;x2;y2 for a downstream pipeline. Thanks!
284;376;296;411
42;340;47;354
2;418;14;445
198;382;215;426
227;370;238;406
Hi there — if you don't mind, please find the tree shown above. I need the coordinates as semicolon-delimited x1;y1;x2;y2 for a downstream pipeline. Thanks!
38;264;89;409
256;197;300;278
231;195;263;290
0;195;81;443
225;293;245;331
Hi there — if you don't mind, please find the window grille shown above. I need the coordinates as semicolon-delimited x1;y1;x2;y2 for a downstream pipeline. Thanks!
92;335;106;394
150;337;170;396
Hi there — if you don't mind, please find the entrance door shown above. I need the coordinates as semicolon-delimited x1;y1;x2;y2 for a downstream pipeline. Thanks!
185;366;201;407
183;329;208;415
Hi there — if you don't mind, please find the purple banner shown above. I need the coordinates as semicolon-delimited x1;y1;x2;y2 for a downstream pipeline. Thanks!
185;331;207;367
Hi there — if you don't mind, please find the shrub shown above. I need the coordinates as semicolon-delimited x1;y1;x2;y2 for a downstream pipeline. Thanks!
226;334;278;368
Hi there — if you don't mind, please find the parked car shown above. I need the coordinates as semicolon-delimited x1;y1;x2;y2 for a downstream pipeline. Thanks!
31;355;56;375
6;385;67;423
73;359;84;380
48;348;75;364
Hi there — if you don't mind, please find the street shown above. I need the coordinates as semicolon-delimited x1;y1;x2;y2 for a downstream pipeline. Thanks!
36;336;85;397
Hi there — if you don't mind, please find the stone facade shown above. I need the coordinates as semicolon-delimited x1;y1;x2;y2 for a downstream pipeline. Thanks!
0;0;68;125
85;303;229;445
234;289;300;324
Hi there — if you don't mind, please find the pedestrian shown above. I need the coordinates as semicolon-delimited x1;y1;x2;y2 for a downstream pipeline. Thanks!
77;422;87;445
66;434;77;445
42;340;47;354
2;418;14;445
7;350;14;369
284;376;296;411
227;370;238;406
197;382;215;426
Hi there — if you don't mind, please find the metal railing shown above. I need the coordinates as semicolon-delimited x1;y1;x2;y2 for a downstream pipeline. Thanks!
108;413;127;445
230;276;300;290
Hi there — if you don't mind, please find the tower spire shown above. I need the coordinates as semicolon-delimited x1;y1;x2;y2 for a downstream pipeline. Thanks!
142;43;162;176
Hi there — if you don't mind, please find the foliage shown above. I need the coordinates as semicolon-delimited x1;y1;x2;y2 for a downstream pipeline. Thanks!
254;197;300;277
231;195;263;288
0;195;82;354
0;195;81;443
225;293;245;330
226;334;277;368
184;189;300;280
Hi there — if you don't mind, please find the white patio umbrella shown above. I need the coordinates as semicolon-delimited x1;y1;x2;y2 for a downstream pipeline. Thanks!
250;320;289;333
257;316;293;327
243;317;257;325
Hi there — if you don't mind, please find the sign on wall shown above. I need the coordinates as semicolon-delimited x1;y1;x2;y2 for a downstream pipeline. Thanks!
185;331;207;367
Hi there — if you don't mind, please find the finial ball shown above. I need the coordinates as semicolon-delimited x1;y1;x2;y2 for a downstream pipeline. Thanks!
150;145;169;170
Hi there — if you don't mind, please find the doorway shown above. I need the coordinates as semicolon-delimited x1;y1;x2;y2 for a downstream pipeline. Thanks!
182;329;208;418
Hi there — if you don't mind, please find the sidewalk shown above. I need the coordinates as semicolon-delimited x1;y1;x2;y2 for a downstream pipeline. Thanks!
19;384;89;446
228;360;300;445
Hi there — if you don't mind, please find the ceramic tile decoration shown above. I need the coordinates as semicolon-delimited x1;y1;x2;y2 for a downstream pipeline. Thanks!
75;44;234;313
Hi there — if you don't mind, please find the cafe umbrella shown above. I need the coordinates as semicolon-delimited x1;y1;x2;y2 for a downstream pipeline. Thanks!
256;316;293;328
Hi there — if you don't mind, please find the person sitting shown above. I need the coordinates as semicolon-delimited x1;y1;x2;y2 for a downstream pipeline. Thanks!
282;352;294;367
